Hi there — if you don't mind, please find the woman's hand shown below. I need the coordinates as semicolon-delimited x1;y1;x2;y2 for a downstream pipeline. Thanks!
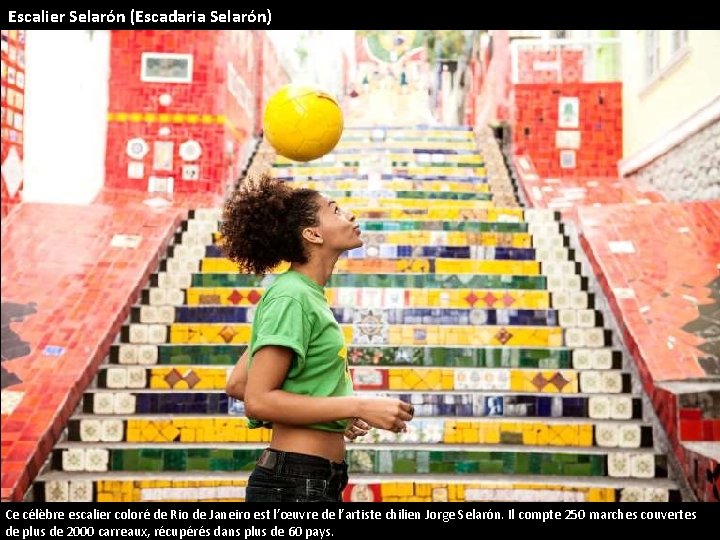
344;418;370;440
357;397;415;433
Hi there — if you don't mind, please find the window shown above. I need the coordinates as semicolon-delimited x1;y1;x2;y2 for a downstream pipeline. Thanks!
645;31;660;81
671;30;689;55
141;53;193;83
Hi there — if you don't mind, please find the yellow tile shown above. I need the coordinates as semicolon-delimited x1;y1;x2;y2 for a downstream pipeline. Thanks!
462;428;479;444
161;424;180;443
523;424;538;445
485;424;501;444
578;425;594;446
536;425;550;446
397;483;414;497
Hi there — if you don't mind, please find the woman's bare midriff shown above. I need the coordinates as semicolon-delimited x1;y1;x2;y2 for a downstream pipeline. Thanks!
270;423;346;463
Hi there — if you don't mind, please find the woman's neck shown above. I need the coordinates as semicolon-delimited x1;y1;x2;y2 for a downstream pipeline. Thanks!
289;253;340;287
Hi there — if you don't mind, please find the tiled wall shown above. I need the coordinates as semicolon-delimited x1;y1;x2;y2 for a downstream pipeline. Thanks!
0;29;25;218
512;82;622;178
517;49;584;84
105;31;281;197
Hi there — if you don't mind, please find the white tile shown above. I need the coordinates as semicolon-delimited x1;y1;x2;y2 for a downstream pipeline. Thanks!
69;481;93;502
536;248;552;261
149;288;167;306
45;481;70;502
337;288;357;308
167;259;184;274
547;275;564;291
384;288;406;309
79;419;102;442
157;306;175;324
579;371;600;393
113;392;136;414
138;345;158;365
588;396;610;419
618;424;641;448
118;345;139;364
361;289;383;308
577;309;597;328
585;328;606;348
140;306;158;324
595;423;619;447
610;396;633;420
148;324;167;344
126;367;147;389
552;247;569;261
563;274;582;291
552;291;571;309
559;309;577;327
157;273;170;288
93;393;115;414
166;289;186;306
631;453;655;478
62;448;85;472
172;273;192;289
85;448;109;472
129;324;149;344
562;261;578;276
0;390;24;415
607;452;630;477
565;328;585;348
570;291;588;309
608;241;635;254
533;235;548;249
543;262;561;276
572;348;592;370
106;368;128;389
600;372;623;394
591;349;613;370
642;488;669;502
101;419;124;442
619;487;642;502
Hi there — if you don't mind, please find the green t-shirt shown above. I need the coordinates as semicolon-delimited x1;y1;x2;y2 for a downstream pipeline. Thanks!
247;270;353;433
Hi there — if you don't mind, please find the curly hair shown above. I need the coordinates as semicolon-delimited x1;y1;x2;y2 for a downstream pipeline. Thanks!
219;173;321;275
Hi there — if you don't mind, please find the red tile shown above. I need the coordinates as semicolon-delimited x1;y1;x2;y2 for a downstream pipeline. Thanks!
680;420;704;441
0;200;188;500
680;408;703;421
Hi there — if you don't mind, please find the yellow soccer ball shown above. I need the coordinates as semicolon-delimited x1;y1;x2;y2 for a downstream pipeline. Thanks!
263;84;344;162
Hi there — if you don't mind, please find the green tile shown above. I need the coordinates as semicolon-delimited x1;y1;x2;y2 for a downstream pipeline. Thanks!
477;460;504;474
540;462;563;475
455;461;480;473
111;450;124;471
163;450;187;471
563;463;594;476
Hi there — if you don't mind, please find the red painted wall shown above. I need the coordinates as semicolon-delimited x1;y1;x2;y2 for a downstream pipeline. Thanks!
105;30;260;196
1;29;26;218
512;82;622;178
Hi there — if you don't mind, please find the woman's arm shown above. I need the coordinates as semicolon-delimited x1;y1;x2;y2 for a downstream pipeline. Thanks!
244;345;413;432
226;348;249;400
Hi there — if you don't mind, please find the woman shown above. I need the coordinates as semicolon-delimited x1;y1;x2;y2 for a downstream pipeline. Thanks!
223;173;414;502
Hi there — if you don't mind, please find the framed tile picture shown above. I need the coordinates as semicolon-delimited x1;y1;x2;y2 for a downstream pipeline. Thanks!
558;96;580;128
560;150;577;169
141;52;193;83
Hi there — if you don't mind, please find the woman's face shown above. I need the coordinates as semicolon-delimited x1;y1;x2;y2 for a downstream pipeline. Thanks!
313;194;363;252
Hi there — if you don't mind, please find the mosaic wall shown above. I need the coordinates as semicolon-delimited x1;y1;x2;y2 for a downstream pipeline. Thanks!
0;29;25;218
104;30;286;197
512;82;622;178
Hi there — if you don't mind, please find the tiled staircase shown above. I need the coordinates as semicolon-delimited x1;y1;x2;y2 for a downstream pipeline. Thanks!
31;126;681;502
